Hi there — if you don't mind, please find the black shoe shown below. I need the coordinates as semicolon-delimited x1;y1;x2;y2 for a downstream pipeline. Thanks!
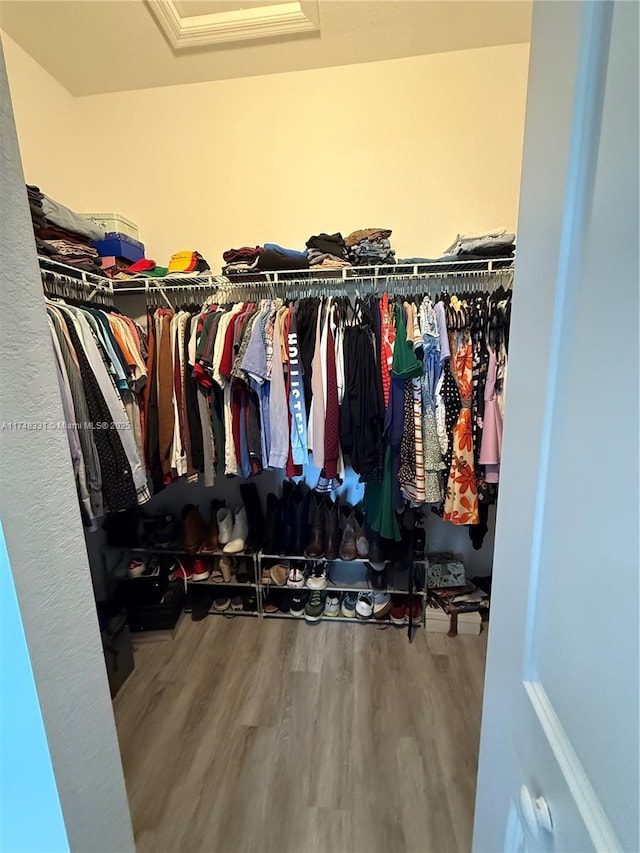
292;482;311;556
290;591;309;617
264;493;280;554
192;590;215;621
235;558;252;584
239;482;266;551
243;593;258;613
278;590;294;613
370;567;388;590
368;532;386;566
279;481;297;554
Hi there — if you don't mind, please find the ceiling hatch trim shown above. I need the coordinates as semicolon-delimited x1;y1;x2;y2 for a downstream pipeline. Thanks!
145;1;320;49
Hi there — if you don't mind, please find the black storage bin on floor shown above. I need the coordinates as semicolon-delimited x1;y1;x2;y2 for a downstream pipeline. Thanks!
125;581;185;633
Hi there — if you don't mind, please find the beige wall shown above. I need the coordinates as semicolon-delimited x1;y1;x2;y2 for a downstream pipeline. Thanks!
3;31;529;268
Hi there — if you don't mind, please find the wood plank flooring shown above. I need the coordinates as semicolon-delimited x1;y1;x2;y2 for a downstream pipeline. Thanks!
114;616;488;853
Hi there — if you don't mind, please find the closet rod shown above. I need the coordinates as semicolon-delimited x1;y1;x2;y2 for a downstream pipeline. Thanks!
113;260;515;299
40;267;115;306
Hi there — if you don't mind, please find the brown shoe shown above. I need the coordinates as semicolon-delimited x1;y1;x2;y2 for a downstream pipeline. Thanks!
269;563;289;586
339;507;357;561
324;498;341;561
219;554;235;583
201;499;224;553
304;495;325;559
182;504;207;554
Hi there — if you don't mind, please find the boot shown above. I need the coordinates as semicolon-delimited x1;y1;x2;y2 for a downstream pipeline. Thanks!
353;509;369;558
279;481;296;555
201;499;225;553
368;532;386;567
264;493;280;554
182;504;207;554
339;506;357;561
240;482;266;551
216;507;234;546
223;506;249;554
304;494;326;559
292;482;311;555
324;497;342;561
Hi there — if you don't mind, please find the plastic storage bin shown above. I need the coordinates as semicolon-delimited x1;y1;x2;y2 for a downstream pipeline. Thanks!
92;237;144;263
83;212;139;240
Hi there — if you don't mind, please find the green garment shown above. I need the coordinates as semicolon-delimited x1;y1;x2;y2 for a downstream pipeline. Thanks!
363;445;401;541
392;303;422;379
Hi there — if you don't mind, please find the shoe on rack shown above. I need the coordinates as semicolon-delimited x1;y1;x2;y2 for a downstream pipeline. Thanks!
128;558;145;578
201;499;224;553
390;598;408;626
182;504;207;554
287;564;306;588
231;595;244;612
292;482;312;556
306;563;328;590
223;506;249;554
219;554;235;583
239;482;266;551
142;556;161;577
264;492;280;554
290;591;309;617
339;507;358;561
370;566;388;590
192;590;215;621
340;592;358;618
192;558;211;582
213;596;231;612
235;559;252;584
172;557;194;582
279;481;297;554
372;592;392;620
304;493;326;559
355;592;374;620
216;507;234;546
367;532;386;568
324;593;341;617
243;594;258;613
263;590;279;614
278;591;293;614
324;497;342;561
269;563;289;587
305;590;326;622
354;510;369;558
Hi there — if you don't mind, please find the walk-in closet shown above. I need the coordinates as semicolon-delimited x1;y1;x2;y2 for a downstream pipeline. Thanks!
2;2;638;852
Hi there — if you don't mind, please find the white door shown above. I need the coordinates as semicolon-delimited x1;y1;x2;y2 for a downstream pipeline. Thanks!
473;2;639;852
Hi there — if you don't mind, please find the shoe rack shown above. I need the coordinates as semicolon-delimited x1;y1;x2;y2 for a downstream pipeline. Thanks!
115;546;426;637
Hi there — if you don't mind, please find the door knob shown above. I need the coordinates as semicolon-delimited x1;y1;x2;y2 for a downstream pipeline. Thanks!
519;785;553;839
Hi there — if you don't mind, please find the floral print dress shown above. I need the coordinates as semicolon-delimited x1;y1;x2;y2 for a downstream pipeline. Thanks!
443;328;479;525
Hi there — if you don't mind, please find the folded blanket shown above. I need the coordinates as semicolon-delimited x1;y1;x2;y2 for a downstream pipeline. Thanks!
41;194;105;241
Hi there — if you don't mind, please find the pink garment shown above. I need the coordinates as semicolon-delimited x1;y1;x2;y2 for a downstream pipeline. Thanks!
479;346;502;482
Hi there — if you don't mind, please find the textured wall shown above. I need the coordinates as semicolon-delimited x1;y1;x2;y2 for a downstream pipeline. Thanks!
0;41;135;853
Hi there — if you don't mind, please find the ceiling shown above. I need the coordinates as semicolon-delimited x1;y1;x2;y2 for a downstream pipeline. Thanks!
0;0;532;97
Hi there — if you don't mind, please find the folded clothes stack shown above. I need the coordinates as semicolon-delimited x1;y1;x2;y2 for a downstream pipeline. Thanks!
442;227;516;260
223;246;263;275
305;232;348;268
112;250;209;281
223;243;310;274
27;185;107;276
346;228;395;266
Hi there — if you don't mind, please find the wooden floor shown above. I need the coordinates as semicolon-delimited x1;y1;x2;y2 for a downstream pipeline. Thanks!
114;615;488;853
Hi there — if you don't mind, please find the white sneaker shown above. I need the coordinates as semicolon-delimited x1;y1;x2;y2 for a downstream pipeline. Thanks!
355;592;374;620
223;506;248;553
306;563;328;590
324;593;340;617
217;508;234;545
287;566;306;588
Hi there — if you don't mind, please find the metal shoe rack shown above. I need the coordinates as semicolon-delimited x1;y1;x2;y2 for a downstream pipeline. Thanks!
123;545;427;633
